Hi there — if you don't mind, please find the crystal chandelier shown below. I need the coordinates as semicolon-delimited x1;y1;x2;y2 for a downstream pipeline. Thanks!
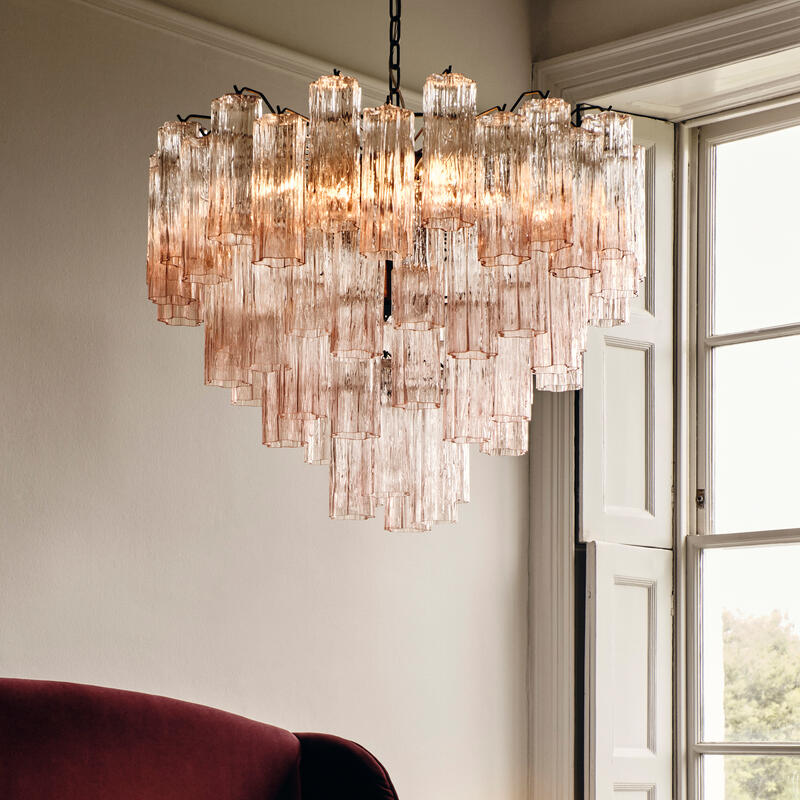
146;1;646;531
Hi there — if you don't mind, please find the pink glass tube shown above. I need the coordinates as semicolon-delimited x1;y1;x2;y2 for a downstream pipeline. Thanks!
207;93;264;245
476;111;533;266
306;75;361;233
360;105;415;259
252;111;305;267
231;369;267;407
329;438;376;520
147;153;191;306
536;364;584;392
203;245;253;387
262;369;305;448
442;356;492;443
517;97;573;252
374;356;412;500
156;281;203;326
532;273;586;375
330;231;384;359
249;263;287;374
329;356;380;439
443;228;498;358
421;73;477;230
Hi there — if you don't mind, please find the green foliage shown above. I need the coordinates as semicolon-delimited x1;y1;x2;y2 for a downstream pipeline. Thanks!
722;610;800;799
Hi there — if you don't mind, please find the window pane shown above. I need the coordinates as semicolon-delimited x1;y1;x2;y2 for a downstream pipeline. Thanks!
703;755;800;800
713;125;800;334
712;336;800;534
702;544;800;742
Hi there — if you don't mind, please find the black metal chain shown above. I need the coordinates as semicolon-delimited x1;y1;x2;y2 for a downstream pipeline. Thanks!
388;0;402;107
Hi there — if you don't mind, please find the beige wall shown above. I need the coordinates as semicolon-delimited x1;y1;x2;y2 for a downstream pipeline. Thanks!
534;0;754;60
0;1;530;798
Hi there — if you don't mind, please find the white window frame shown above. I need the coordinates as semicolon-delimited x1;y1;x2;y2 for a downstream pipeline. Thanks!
687;101;800;800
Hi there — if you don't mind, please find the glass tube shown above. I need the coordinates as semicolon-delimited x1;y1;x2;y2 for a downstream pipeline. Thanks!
147;153;191;306
536;364;584;392
262;369;305;448
249;263;288;374
156;281;203;326
476;111;533;266
517;97;573;252
329;438;376;520
444;228;498;358
443;356;492;443
304;417;331;465
360;104;415;259
492;336;533;421
330;231;383;359
251;111;306;267
421;72;477;230
231;369;267;407
550;125;603;278
306;74;361;233
280;334;329;421
389;326;442;409
532;273;586;375
329;356;380;439
582;111;633;259
286;228;332;338
207;93;264;245
374;356;412;500
495;256;549;338
204;245;253;387
481;419;529;456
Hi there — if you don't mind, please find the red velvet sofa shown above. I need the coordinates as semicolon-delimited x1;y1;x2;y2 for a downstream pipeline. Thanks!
0;678;398;799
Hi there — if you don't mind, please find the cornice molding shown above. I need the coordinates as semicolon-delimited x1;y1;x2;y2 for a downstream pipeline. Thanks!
534;0;800;104
75;0;423;109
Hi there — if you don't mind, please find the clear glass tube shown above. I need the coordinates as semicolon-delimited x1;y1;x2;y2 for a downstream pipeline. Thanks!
251;111;306;267
481;419;529;456
550;125;603;278
374;356;412;500
421;72;477;230
286;228;332;338
476;111;533;266
492;335;533;421
360;104;415;259
207;93;264;245
306;74;361;233
329;356;380;439
536;364;584;392
330;231;384;359
388;326;442;409
532;272;586;375
329;438;376;520
443;356;492;443
280;334;329;420
517;97;573;252
304;417;331;465
443;228;498;358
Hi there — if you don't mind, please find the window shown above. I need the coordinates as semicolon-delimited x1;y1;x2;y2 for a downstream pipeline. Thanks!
690;108;800;800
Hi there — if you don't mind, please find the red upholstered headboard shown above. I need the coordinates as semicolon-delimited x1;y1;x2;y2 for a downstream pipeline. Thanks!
0;679;398;800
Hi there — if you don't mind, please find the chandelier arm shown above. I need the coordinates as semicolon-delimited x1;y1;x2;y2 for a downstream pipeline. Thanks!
233;85;276;114
275;106;310;122
508;89;550;112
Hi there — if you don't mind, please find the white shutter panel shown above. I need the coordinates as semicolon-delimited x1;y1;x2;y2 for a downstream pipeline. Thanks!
581;117;674;548
585;542;673;800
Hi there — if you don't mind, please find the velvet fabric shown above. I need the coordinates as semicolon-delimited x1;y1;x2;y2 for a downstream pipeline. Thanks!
0;679;398;800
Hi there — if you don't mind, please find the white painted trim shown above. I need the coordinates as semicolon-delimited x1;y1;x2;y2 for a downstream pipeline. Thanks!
74;0;423;109
529;391;575;800
533;0;800;106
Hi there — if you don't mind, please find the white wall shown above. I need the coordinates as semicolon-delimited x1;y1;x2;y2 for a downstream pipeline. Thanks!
0;1;530;798
534;0;753;59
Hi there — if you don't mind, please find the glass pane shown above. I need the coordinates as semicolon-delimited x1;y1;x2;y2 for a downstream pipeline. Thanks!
712;336;800;534
702;544;800;742
713;125;800;334
703;755;800;800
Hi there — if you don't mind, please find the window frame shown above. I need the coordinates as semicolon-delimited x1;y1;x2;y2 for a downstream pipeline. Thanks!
688;101;800;800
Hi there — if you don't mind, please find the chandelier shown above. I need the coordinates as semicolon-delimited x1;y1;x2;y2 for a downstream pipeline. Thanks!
146;1;646;531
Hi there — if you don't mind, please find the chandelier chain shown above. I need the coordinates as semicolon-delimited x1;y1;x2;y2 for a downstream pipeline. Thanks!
388;0;403;107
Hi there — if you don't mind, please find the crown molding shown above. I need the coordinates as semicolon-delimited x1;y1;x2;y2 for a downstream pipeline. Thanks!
75;0;423;109
534;0;800;104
